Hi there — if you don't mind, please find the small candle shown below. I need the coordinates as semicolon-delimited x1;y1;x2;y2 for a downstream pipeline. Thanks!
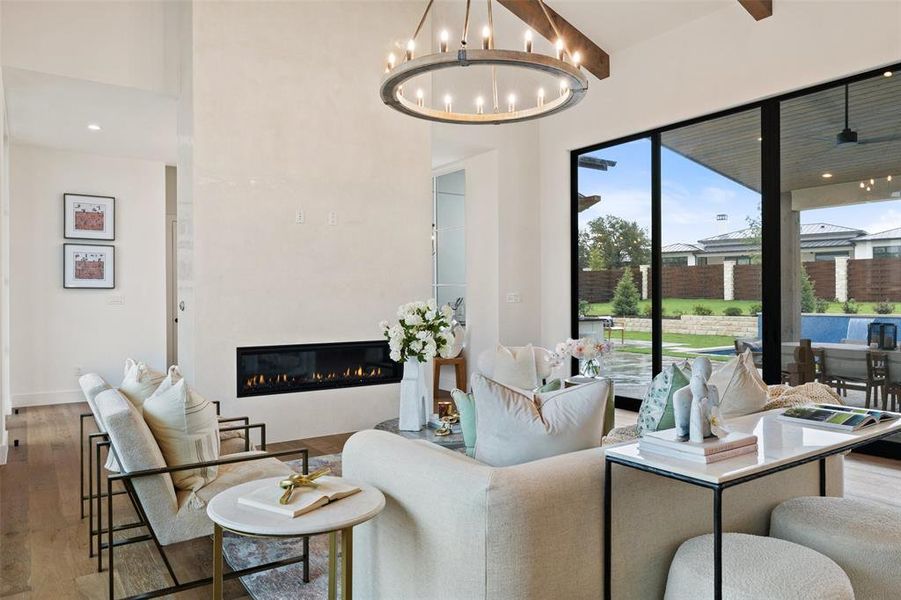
439;29;449;53
524;30;533;52
437;401;453;419
476;96;484;114
482;25;491;50
405;39;415;61
555;38;565;60
537;88;545;107
507;93;516;112
572;51;581;68
444;94;453;112
416;89;424;107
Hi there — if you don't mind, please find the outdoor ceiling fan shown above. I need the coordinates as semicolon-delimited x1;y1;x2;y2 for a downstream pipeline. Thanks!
832;84;901;147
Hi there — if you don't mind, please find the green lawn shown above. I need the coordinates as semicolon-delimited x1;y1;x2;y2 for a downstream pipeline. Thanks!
586;298;901;317
621;330;736;348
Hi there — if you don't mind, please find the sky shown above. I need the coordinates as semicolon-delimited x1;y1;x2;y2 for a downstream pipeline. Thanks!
578;138;901;245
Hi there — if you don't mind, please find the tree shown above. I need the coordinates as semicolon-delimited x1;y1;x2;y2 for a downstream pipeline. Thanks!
800;264;816;313
578;215;650;270
612;269;640;316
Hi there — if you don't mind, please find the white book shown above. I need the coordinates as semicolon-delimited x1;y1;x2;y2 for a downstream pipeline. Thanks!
237;477;361;518
641;429;757;456
640;442;758;464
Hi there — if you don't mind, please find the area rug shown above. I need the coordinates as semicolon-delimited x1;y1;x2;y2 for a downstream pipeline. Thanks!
220;453;344;599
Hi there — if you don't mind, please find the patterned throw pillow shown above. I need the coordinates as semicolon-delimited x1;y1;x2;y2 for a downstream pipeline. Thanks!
636;364;690;436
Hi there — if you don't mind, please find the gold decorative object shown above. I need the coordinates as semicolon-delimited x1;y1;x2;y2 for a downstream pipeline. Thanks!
278;467;331;505
437;400;454;419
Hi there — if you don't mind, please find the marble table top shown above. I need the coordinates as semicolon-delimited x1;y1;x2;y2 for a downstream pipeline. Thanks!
606;408;901;485
206;476;385;537
374;418;466;450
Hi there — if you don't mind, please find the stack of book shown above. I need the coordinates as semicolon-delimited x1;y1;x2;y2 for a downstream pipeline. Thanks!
639;429;758;464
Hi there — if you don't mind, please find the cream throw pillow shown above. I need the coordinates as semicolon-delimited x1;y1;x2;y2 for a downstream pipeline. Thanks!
709;350;767;418
472;374;609;467
142;366;220;491
492;344;539;390
119;358;166;411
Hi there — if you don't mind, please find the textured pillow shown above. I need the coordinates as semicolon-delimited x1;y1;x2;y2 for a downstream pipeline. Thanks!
119;358;166;411
636;364;690;435
493;344;539;390
451;388;476;457
471;374;609;467
709;350;767;418
142;366;220;491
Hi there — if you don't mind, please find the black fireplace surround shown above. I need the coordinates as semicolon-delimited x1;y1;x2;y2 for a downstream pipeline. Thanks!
236;340;402;398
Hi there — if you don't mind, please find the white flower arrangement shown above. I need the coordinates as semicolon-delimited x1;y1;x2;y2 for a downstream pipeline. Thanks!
380;299;455;363
552;337;613;363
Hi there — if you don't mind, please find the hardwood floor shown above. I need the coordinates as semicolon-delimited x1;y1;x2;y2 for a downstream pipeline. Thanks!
1;403;898;599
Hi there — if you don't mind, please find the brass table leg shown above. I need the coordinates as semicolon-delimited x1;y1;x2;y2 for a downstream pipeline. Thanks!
328;531;337;600
342;527;353;600
213;524;223;599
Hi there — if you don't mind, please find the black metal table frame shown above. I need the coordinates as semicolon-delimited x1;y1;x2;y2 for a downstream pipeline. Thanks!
603;428;901;600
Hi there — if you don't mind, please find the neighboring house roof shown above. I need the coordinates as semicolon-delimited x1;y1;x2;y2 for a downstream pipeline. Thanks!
854;226;901;241
662;243;703;253
666;222;865;255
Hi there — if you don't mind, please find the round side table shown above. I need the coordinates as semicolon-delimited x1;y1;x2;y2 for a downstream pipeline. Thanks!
206;476;385;600
374;417;466;451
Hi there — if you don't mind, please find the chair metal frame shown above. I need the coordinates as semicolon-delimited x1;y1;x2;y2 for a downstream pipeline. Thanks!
97;427;309;599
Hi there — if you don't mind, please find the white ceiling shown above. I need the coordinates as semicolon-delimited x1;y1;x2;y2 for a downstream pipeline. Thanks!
3;67;178;164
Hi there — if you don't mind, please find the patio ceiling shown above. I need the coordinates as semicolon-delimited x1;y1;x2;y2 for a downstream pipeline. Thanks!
661;72;901;195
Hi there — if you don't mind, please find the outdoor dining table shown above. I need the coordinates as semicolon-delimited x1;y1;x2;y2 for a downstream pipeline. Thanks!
781;341;901;380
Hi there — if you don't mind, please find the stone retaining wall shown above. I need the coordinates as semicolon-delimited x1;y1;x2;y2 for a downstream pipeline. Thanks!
590;315;759;339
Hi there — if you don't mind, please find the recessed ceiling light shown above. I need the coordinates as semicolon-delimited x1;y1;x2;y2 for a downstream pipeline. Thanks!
87;123;102;131
884;71;893;78
822;172;833;178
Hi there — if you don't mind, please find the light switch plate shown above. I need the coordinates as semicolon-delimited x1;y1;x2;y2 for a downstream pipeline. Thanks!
505;293;522;303
295;209;305;224
108;295;124;305
328;211;338;226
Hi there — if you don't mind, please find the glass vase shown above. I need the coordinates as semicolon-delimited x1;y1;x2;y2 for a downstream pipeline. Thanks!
580;357;603;378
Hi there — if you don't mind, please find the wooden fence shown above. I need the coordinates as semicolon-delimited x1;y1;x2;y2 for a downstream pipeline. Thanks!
847;258;901;302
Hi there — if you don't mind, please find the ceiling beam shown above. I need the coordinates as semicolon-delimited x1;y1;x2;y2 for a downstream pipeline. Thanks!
738;0;773;20
496;0;609;80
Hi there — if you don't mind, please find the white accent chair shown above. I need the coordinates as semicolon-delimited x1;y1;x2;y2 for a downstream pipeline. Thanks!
475;345;563;384
82;374;310;599
771;496;901;599
343;429;844;600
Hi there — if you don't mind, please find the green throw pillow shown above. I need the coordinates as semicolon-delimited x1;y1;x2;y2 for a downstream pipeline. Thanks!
536;378;562;393
451;388;477;457
636;364;690;435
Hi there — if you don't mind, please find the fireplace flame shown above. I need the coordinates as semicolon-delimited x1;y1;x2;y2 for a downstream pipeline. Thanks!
243;366;385;391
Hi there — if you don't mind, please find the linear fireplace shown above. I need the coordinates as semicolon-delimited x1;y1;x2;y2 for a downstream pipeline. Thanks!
236;340;402;398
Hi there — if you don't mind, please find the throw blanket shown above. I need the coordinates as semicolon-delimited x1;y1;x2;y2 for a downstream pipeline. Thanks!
763;382;844;411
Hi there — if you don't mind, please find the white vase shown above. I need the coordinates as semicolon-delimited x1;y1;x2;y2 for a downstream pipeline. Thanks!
398;359;427;431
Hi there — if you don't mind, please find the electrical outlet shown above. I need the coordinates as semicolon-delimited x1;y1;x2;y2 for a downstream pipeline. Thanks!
505;292;522;303
74;366;82;377
327;211;338;226
295;209;305;224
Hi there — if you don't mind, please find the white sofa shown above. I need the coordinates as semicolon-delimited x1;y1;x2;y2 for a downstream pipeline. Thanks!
343;430;844;600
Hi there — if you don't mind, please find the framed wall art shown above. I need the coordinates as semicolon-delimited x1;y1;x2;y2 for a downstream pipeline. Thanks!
63;244;115;289
64;193;115;240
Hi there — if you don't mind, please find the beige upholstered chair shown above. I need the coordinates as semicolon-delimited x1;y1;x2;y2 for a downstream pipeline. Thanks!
87;377;309;599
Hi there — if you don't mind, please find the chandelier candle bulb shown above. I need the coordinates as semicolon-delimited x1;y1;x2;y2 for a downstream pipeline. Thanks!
555;38;565;60
572;51;581;68
481;25;491;50
444;94;452;112
386;53;396;71
507;93;516;112
476;96;484;114
416;88;424;107
405;39;415;61
889;175;894;182
439;29;449;53
559;77;568;97
537;88;545;107
860;182;866;189
524;30;533;52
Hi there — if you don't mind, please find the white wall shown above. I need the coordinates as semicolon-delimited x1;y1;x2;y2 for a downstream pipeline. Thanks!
0;4;9;460
1;0;179;95
538;1;901;348
183;1;432;442
9;144;166;406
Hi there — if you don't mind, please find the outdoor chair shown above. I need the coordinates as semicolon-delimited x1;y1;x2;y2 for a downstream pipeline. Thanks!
86;378;310;600
734;338;763;368
836;350;888;409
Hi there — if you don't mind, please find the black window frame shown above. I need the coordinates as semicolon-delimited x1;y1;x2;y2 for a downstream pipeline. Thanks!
571;61;901;405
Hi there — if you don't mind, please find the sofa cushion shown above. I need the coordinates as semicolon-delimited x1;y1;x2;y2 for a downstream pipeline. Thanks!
451;388;477;457
636;363;690;435
471;374;609;467
142;366;220;492
709;350;767;418
119;358;166;411
492;344;539;390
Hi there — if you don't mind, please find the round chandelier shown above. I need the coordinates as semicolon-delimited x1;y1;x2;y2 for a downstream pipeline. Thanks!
380;0;589;125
